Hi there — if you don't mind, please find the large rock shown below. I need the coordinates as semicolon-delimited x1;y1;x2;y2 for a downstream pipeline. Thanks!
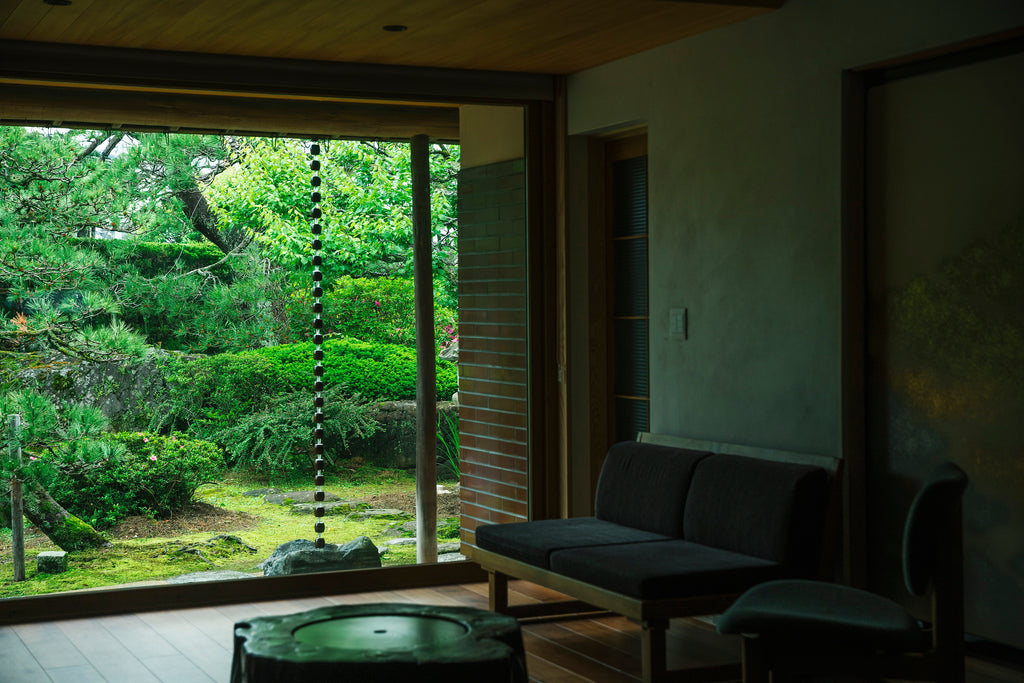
13;351;174;429
260;537;381;577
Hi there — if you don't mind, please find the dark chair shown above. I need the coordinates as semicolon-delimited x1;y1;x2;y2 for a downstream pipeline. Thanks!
717;462;968;683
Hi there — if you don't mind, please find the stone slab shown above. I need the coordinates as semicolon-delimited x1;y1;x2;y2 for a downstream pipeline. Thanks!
36;551;68;574
168;570;256;584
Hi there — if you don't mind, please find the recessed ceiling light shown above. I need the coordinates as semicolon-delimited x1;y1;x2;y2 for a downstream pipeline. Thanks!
43;0;73;6
382;25;408;32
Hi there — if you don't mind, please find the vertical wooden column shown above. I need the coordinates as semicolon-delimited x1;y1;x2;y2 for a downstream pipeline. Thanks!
412;134;438;563
9;414;25;581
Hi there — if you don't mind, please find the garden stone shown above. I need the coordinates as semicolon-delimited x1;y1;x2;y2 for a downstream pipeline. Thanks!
382;537;418;546
439;552;467;563
438;542;461;554
167;570;255;584
243;488;280;497
260;537;381;577
348;508;408;520
264;490;341;505
36;551;67;574
289;501;353;516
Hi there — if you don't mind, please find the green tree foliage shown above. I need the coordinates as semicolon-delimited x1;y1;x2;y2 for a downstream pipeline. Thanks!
205;138;460;306
0;127;289;354
283;276;456;349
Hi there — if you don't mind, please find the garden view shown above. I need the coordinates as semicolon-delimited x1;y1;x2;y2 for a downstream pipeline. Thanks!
0;126;462;597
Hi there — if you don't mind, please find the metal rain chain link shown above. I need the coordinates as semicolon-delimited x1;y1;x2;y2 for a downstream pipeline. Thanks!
310;141;327;549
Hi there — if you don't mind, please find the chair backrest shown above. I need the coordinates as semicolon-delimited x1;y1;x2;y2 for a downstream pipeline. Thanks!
902;462;968;596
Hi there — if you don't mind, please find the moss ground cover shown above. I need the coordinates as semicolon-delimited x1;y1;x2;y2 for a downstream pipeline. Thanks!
0;466;457;599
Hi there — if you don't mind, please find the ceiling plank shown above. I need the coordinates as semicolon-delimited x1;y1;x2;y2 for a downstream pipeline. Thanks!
1;0;781;75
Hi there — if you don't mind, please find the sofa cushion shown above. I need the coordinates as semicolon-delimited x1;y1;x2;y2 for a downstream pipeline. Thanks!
594;442;712;536
475;517;671;569
548;540;785;599
683;454;828;575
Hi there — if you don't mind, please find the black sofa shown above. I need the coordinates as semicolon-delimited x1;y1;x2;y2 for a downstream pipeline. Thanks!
468;440;837;683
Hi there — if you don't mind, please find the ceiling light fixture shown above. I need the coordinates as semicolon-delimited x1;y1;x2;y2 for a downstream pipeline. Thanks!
382;25;408;32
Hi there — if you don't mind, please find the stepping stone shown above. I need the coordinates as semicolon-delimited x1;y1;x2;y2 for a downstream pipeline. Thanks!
289;501;354;516
243;488;281;497
168;570;256;584
264;491;341;505
348;508;409;520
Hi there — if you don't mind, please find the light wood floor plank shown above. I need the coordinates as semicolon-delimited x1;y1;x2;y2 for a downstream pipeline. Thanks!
0;627;51;682
11;621;89;671
1;581;1019;683
140;653;218;683
43;664;106;683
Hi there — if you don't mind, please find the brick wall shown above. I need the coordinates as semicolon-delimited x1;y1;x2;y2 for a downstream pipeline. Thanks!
457;158;529;544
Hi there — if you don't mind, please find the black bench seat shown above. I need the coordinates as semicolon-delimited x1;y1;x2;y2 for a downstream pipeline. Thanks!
467;438;838;683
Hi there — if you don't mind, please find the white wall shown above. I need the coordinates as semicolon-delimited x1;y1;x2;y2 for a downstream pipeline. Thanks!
566;0;1024;457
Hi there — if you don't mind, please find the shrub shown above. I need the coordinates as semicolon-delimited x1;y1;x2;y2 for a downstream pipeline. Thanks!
152;351;295;437
254;337;458;402
214;391;378;478
283;276;457;351
39;432;222;528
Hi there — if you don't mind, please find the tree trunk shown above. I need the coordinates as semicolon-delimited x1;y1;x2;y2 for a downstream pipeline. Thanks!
3;479;108;551
176;188;248;255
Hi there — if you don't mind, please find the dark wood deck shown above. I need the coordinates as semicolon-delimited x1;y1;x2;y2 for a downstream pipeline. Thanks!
0;581;1018;682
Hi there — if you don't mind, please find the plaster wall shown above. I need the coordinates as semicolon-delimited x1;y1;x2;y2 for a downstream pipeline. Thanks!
565;0;1024;457
459;105;525;169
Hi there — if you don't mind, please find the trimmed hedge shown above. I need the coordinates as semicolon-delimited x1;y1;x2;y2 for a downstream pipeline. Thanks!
253;337;457;402
73;238;232;280
155;337;457;440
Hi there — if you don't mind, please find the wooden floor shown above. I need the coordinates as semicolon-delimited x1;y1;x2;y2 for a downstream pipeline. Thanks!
0;581;1020;683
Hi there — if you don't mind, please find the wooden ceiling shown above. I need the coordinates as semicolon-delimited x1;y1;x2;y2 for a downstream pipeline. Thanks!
0;0;781;75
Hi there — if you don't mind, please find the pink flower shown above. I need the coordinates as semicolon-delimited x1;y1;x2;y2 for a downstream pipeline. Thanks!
143;437;149;443
149;455;158;461
29;456;38;461
374;300;381;307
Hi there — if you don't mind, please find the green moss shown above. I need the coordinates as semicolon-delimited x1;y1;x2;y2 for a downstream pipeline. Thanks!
0;469;434;599
50;372;77;393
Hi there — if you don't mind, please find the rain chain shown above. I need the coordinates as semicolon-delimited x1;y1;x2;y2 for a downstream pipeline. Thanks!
310;142;327;549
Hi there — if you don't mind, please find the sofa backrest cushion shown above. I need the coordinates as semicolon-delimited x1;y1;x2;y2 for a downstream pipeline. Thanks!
594;442;712;537
683;453;828;574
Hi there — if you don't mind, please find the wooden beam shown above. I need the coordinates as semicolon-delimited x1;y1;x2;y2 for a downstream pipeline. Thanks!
412;133;438;563
0;39;555;104
0;83;460;141
0;561;488;626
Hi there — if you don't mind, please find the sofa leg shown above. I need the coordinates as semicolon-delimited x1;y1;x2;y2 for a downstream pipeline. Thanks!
489;570;509;614
641;619;668;682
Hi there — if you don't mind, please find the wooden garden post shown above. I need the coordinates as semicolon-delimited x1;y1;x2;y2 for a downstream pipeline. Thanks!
9;414;25;581
412;134;438;563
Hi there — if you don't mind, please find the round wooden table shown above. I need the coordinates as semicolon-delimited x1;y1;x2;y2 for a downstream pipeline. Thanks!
231;602;527;682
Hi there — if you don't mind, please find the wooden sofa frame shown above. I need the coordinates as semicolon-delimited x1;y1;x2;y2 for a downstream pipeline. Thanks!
468;433;843;683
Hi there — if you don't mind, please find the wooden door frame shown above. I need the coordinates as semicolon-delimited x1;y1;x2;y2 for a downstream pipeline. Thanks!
841;26;1024;588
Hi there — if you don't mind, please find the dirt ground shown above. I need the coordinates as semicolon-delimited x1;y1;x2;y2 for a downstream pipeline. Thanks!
108;503;259;540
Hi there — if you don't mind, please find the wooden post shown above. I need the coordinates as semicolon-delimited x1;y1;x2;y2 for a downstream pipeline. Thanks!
9;414;25;581
412;133;438;564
